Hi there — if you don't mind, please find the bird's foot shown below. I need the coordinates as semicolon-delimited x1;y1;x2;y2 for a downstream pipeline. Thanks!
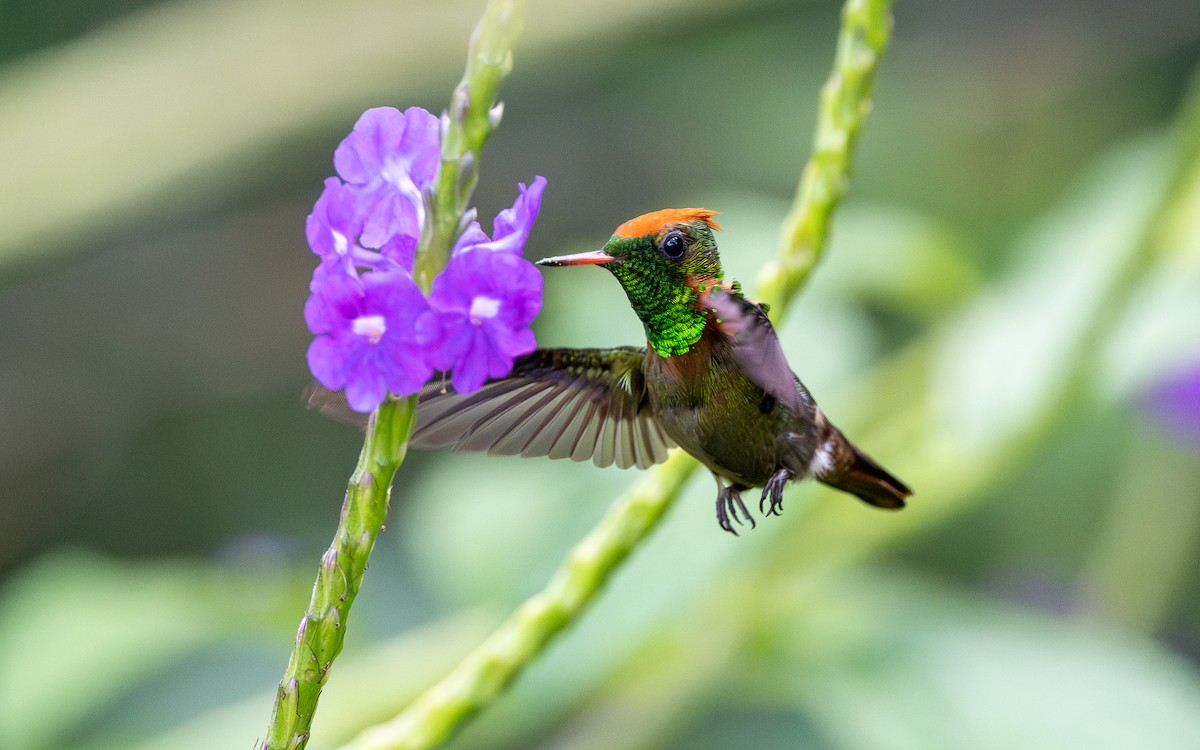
716;483;755;535
759;467;793;517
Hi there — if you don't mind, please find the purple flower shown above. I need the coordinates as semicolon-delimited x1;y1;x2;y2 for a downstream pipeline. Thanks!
453;177;547;256
307;177;419;275
424;249;542;393
1143;364;1200;447
304;101;546;413
307;178;374;274
334;107;440;249
306;267;433;412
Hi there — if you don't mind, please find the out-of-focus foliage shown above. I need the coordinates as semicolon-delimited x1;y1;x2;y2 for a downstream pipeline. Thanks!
0;1;1198;749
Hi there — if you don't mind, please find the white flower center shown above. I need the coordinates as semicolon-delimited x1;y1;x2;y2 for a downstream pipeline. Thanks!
469;295;501;324
332;229;350;256
381;157;412;190
352;314;387;343
382;160;426;225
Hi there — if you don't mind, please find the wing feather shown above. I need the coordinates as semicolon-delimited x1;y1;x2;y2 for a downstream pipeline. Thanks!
307;347;676;470
569;401;605;463
415;347;672;469
705;288;805;414
472;384;567;455
521;388;584;458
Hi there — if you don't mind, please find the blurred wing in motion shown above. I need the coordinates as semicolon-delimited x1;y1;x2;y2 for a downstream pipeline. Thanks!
305;347;675;470
705;287;806;413
413;347;673;469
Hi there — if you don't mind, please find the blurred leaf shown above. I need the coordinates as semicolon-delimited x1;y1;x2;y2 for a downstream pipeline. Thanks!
1098;113;1200;399
779;573;1200;750
94;614;492;750
1080;435;1200;632
0;550;302;750
712;194;981;317
933;135;1171;459
400;452;759;749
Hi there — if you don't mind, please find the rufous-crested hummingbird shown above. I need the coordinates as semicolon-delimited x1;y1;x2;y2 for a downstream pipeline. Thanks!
399;208;911;533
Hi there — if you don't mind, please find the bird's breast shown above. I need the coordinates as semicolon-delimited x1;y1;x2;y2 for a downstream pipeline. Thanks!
645;328;803;486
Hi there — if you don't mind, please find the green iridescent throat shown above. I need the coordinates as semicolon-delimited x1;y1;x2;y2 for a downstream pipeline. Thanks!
639;284;709;358
605;235;717;358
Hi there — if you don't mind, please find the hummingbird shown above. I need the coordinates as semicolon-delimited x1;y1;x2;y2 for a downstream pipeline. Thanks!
400;208;911;533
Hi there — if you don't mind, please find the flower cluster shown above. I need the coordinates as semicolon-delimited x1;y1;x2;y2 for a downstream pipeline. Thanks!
304;106;546;412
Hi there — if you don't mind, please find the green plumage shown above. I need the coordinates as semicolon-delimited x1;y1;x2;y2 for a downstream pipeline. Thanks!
603;234;716;357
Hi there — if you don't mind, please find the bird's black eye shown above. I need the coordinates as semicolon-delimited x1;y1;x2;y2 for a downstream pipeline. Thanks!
658;231;687;260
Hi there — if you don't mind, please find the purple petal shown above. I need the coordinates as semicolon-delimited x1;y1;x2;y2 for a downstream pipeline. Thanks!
418;311;464;371
449;328;492;393
305;264;367;333
1143;364;1200;447
380;232;417;272
333;107;405;185
382;346;433;396
452;176;547;256
334;107;440;250
357;187;423;251
306;178;360;258
402;106;441;185
451;222;491;256
488;321;536;361
489;176;546;254
307;336;347;390
344;359;389;413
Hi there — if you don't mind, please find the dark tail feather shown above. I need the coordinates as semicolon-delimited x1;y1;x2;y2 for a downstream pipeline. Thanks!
822;439;911;510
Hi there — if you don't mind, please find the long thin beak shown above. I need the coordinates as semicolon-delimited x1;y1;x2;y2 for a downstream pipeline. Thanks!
535;250;616;267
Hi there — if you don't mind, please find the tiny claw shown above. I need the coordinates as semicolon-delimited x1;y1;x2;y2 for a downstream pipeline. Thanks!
715;483;755;535
717;509;738;536
759;467;792;517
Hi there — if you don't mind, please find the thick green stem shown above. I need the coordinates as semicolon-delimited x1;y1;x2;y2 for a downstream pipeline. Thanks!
757;0;893;319
338;1;894;748
264;2;525;746
263;397;417;750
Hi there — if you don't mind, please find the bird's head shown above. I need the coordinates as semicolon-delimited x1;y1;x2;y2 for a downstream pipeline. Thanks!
536;209;727;334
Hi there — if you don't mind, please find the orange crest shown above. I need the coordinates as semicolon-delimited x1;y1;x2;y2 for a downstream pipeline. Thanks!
613;208;721;238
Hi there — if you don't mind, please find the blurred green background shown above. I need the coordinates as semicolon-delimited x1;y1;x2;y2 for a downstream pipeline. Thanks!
2;0;1200;748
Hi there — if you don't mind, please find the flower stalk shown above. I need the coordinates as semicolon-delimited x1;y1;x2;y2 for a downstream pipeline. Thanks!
338;0;894;748
414;0;525;292
264;1;528;747
263;396;417;750
757;0;893;319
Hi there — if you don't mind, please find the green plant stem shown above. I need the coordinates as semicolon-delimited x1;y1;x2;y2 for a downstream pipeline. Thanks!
337;1;894;748
757;0;892;319
412;0;525;292
263;2;525;747
263;397;417;750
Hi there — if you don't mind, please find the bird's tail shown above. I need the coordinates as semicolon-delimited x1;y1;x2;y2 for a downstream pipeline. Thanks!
820;432;911;510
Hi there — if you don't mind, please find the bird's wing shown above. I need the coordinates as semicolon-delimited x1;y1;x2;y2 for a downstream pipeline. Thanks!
704;288;806;414
305;347;675;470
